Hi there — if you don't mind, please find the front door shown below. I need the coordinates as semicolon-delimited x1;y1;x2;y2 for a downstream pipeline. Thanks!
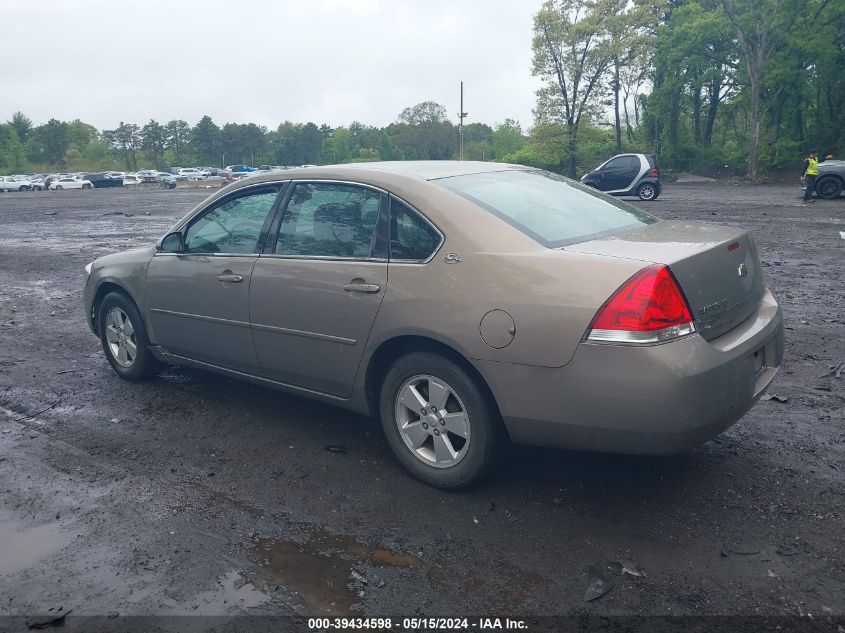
145;186;282;372
602;155;640;191
250;182;387;397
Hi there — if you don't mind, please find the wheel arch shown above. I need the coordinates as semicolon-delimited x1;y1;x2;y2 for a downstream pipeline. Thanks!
363;335;505;430
90;280;142;334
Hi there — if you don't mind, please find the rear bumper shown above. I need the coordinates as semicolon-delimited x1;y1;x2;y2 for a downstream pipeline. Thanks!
477;289;784;455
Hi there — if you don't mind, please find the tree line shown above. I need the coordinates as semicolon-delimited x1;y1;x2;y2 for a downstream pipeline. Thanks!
529;0;844;179
2;0;842;180
0;104;528;175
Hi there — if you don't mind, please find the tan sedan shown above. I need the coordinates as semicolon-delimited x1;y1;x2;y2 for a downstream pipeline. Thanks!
83;162;784;488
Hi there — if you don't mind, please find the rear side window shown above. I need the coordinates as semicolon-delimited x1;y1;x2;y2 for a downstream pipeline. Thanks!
435;169;657;248
389;197;441;262
275;183;382;258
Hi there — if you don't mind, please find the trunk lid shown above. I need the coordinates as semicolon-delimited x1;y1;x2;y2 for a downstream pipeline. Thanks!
566;221;765;340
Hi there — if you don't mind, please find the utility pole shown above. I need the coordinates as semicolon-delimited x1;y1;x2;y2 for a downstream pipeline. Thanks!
458;81;468;160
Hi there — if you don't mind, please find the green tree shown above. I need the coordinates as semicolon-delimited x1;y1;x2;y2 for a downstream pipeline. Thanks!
164;120;190;165
492;119;527;159
9;112;33;145
103;122;141;170
0;124;27;172
191;116;221;166
141;120;167;167
532;0;616;177
720;0;803;179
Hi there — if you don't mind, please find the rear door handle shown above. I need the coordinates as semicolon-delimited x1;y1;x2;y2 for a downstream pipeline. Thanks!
344;282;380;293
217;273;244;283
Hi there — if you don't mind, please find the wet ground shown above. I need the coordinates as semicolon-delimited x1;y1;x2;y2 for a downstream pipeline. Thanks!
0;184;843;625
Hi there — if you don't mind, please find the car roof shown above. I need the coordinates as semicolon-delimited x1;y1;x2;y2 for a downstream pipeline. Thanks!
235;161;527;185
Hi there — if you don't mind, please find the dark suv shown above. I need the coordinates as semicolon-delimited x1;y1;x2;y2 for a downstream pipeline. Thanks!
580;154;661;200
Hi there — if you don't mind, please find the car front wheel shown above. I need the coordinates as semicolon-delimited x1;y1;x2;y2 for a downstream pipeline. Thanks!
98;292;161;381
815;176;843;199
379;352;508;489
637;182;659;200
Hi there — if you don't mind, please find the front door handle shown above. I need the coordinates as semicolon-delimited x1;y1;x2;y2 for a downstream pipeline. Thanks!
217;273;244;283
344;281;380;293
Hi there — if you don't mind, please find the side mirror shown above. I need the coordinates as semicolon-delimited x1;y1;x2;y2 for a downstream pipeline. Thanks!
158;231;185;253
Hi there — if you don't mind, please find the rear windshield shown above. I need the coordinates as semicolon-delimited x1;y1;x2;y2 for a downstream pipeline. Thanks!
435;169;657;247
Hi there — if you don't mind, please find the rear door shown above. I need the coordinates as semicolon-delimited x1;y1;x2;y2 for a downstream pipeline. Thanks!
145;185;283;371
249;181;388;397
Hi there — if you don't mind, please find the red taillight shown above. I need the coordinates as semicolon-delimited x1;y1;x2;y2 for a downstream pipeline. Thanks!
650;167;659;177
586;265;695;343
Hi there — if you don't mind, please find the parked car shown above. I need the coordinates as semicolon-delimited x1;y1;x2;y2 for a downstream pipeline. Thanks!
0;176;34;192
157;172;177;188
580;153;662;200
123;174;143;186
177;168;206;180
49;176;93;190
83;161;783;489
84;173;125;188
136;170;159;183
813;160;845;199
224;164;254;173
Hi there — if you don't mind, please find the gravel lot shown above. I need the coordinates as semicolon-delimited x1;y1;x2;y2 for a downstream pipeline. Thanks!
0;183;843;626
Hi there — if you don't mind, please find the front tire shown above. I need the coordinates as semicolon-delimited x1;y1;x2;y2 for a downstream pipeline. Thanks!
815;176;843;199
637;182;659;200
379;352;508;489
55;185;63;190
97;292;160;381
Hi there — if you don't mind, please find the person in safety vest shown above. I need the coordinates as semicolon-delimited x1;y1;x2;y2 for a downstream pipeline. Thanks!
802;150;819;203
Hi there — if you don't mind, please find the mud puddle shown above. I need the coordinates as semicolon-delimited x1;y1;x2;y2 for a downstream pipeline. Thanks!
163;570;269;615
0;516;73;576
251;528;422;615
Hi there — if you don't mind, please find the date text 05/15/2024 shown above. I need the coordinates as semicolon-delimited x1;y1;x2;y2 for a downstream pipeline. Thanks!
307;617;528;630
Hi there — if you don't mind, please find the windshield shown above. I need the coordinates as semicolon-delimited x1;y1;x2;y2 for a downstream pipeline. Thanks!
435;169;657;247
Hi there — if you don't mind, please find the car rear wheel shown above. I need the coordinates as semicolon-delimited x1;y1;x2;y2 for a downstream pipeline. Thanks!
98;292;161;381
82;183;91;189
637;182;658;200
815;176;843;199
379;352;508;489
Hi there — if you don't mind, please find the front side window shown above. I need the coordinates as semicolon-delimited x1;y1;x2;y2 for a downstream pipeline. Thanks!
603;156;630;170
275;183;381;258
436;169;657;247
184;189;279;254
389;198;441;261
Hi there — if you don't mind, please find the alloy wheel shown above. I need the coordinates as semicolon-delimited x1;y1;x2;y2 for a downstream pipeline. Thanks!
104;307;137;368
394;374;471;468
638;184;656;200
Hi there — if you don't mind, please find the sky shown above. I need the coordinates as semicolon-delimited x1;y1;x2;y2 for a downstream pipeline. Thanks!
2;0;544;132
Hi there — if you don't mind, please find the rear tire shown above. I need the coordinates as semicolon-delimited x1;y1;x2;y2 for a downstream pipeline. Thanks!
815;176;843;199
637;182;659;200
379;352;509;489
82;183;91;189
97;292;161;381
